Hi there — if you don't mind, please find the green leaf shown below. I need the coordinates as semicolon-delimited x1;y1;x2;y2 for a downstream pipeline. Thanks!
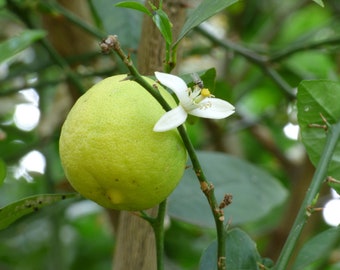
237;84;284;120
0;193;79;230
199;228;262;270
181;68;217;92
0;126;36;160
198;68;216;92
0;30;46;63
115;1;152;16
96;0;143;49
152;9;172;45
283;52;335;80
292;227;340;269
297;80;340;179
174;0;238;46
168;151;288;228
312;0;324;7
0;159;6;186
275;5;329;45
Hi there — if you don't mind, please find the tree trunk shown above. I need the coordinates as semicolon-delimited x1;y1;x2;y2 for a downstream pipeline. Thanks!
137;0;186;75
40;0;96;138
112;1;187;269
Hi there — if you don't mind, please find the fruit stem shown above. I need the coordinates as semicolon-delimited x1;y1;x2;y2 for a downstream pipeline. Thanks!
139;200;166;270
108;35;227;270
153;200;166;270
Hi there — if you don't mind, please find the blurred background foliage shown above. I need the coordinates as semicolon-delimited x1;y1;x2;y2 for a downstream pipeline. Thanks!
0;0;340;269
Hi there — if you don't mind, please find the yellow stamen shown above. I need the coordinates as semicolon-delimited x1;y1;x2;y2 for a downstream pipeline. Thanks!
200;88;211;97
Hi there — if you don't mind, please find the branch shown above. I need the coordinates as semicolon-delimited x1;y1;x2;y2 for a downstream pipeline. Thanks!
195;25;295;101
274;120;340;270
104;35;227;270
269;36;340;62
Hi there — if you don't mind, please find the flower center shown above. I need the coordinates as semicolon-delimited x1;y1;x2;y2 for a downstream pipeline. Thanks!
182;87;215;111
192;87;213;104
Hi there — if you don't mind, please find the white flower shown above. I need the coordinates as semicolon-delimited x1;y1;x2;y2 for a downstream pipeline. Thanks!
153;72;235;132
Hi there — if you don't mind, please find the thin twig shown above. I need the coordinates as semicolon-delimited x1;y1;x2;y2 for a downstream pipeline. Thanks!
195;25;295;101
269;36;340;62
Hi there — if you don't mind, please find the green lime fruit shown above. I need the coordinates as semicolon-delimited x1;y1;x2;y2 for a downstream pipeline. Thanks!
59;75;187;211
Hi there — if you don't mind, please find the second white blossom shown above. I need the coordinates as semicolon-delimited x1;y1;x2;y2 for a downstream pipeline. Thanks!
153;72;235;132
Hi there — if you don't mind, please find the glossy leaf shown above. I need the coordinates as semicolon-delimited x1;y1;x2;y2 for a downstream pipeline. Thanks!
152;9;172;45
292;227;340;269
115;1;152;16
297;80;340;179
168;151;288;228
199;228;262;270
96;0;143;48
174;0;238;45
0;193;79;230
181;68;217;93
0;159;6;186
0;30;46;63
114;1;173;46
312;0;324;7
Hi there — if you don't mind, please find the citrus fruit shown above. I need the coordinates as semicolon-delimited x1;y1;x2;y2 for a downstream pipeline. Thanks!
59;75;187;211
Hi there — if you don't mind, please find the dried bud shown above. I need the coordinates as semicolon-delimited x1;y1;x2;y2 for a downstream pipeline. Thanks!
219;193;233;209
100;35;118;54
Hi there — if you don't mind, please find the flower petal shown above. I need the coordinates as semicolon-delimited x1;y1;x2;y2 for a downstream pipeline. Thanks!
155;72;189;102
189;98;235;119
153;106;188;132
